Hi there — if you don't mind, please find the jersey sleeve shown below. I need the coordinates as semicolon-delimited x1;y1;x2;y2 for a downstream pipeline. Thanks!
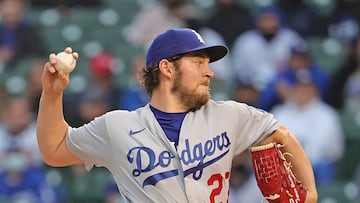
230;102;280;155
66;115;111;171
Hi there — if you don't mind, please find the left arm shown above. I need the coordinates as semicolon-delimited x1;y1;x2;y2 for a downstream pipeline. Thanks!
263;125;318;203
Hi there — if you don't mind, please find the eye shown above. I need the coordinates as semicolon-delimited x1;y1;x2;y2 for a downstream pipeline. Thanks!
193;59;202;66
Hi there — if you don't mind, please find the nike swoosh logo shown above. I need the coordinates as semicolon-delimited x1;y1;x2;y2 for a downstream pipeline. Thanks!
129;128;146;136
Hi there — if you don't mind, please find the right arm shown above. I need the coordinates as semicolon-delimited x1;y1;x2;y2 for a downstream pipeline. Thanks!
36;47;83;166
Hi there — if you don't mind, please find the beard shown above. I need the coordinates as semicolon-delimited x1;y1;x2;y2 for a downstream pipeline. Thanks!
171;69;211;112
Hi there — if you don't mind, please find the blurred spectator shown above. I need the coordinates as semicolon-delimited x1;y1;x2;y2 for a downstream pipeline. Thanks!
200;28;233;82
187;20;233;81
328;15;359;50
326;1;360;68
271;71;344;186
277;0;330;37
119;54;149;111
126;0;197;47
202;0;252;48
0;0;46;68
64;51;122;127
87;51;122;111
77;86;112;125
0;147;56;203
259;42;330;111
232;4;305;91
25;58;47;115
232;80;259;107
229;151;264;203
0;96;43;168
327;35;360;111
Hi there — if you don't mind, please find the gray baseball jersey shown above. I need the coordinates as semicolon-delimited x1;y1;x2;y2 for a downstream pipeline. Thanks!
66;99;279;203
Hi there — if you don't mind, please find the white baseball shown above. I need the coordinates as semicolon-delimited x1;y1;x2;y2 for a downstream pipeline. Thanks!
55;52;76;74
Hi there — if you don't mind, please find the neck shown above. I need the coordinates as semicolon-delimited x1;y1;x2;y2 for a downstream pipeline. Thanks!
150;89;187;113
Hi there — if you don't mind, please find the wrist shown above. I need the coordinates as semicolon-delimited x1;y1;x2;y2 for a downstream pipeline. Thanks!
41;90;64;102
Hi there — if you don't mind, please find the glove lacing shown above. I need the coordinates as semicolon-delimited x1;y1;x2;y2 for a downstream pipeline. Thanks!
260;142;297;203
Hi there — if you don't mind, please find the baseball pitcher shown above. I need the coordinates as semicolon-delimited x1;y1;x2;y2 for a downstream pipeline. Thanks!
37;28;317;203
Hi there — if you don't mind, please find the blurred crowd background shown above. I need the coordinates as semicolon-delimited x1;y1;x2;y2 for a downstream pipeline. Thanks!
0;0;360;202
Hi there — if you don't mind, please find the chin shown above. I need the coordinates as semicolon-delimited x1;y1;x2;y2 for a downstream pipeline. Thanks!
188;93;211;112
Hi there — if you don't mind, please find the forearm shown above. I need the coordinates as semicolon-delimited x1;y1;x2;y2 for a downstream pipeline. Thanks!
37;91;69;164
37;48;83;166
264;125;318;203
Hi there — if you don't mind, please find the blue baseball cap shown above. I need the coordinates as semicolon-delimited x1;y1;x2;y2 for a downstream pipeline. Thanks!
146;28;228;67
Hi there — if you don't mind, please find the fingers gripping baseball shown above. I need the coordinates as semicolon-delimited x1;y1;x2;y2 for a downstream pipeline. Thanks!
42;47;79;93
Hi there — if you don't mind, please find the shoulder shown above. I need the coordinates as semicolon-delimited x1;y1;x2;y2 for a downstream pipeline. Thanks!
103;105;152;123
204;99;244;109
103;109;138;120
203;99;266;115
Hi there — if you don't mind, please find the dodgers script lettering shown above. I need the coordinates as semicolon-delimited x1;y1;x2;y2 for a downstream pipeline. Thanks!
127;132;231;187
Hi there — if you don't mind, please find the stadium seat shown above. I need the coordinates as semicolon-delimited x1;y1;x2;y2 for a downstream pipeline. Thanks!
305;0;336;17
40;26;68;52
64;8;101;30
318;180;352;203
27;8;43;26
307;37;346;75
237;0;276;11
68;167;114;203
102;0;140;24
340;110;360;140
335;110;360;180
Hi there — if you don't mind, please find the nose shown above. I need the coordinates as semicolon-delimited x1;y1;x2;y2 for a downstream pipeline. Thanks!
204;65;214;78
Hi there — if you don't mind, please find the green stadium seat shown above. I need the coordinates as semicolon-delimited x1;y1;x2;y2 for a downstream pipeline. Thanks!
305;0;336;17
67;167;114;203
40;26;68;52
87;27;125;48
27;8;43;27
335;138;360;181
237;0;282;12
102;0;140;24
65;8;102;31
339;110;360;140
335;110;360;180
318;181;352;203
38;8;62;27
307;37;346;75
46;166;114;203
97;8;121;28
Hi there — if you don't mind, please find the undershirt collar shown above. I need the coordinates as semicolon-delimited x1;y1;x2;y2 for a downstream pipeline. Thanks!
150;105;187;146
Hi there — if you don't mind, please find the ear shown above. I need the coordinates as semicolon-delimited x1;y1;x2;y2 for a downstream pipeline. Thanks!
158;59;173;79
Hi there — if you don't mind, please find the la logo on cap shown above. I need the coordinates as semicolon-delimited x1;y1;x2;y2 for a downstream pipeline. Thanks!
146;28;228;67
191;30;205;44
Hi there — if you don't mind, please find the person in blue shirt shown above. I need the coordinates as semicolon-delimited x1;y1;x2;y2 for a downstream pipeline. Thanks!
119;55;149;111
0;0;46;67
258;42;330;111
0;148;56;203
